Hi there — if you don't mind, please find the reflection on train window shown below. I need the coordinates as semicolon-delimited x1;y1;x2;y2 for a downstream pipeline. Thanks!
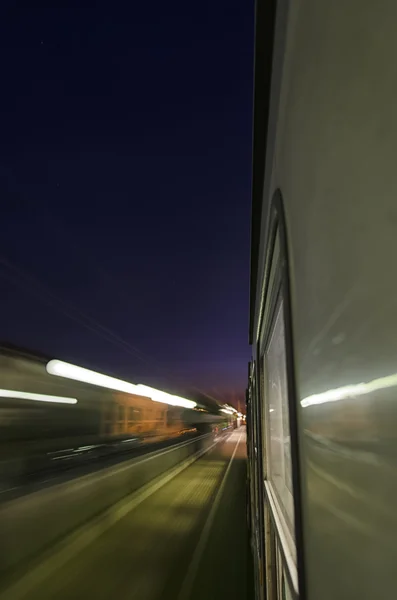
264;299;294;535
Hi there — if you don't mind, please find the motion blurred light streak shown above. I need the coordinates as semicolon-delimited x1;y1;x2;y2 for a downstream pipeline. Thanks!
136;384;196;409
301;373;397;407
0;389;77;404
46;359;196;409
46;359;141;394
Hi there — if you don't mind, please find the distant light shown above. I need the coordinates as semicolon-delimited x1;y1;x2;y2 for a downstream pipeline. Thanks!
46;359;196;409
237;412;243;417
269;408;274;413
0;389;77;405
221;404;238;415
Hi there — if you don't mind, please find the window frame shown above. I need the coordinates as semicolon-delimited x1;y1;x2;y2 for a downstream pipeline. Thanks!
256;190;306;600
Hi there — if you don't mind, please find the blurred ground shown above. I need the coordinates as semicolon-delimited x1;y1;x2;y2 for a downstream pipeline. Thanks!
14;428;252;600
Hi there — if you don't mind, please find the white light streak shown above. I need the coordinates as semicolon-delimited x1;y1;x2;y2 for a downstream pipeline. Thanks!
46;359;196;409
136;384;196;409
47;359;141;395
301;373;397;408
0;389;77;405
221;404;237;414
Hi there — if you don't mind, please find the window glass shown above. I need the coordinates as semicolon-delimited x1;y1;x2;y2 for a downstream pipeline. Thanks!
265;299;294;534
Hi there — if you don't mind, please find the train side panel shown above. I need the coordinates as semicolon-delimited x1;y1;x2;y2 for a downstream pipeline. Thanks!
251;1;397;599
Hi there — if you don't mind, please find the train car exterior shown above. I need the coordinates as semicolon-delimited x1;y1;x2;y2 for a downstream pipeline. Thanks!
248;1;397;599
0;345;186;451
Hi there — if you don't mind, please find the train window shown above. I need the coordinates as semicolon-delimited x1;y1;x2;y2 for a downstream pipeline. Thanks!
264;299;294;534
257;197;302;600
118;405;125;421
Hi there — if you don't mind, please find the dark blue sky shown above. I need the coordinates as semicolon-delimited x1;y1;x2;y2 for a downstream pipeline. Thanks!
0;2;254;406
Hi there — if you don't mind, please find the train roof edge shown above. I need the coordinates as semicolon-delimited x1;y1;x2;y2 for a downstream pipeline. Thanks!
0;342;52;364
249;0;278;344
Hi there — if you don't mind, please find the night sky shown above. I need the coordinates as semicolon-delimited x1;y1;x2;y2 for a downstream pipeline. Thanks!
0;2;254;407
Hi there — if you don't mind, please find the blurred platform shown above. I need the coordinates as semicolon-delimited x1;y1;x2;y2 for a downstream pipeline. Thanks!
4;427;252;600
